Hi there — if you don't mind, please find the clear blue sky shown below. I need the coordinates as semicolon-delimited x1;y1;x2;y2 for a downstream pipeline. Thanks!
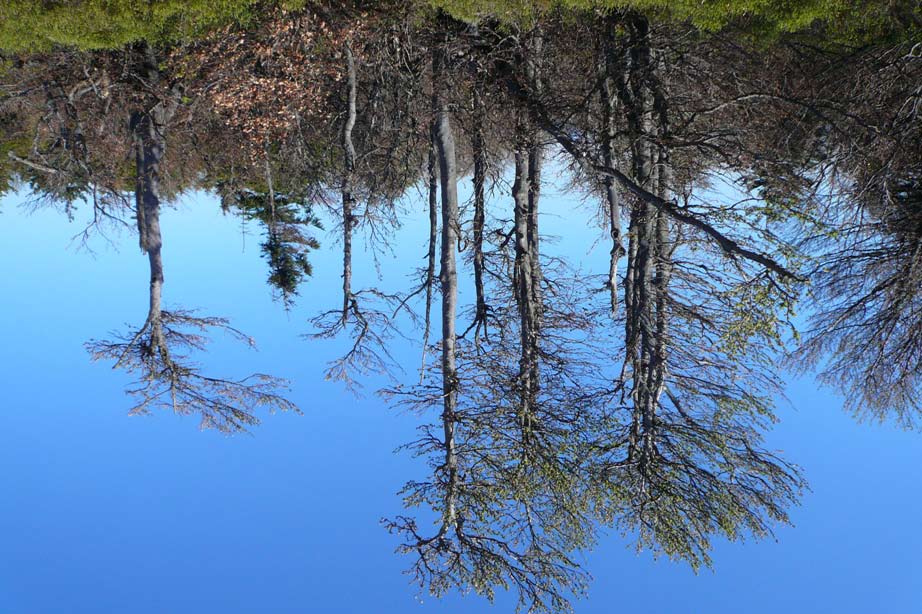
1;177;921;614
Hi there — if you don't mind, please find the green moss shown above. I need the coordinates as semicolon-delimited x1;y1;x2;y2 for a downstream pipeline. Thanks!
0;0;307;52
429;0;919;42
1;0;915;51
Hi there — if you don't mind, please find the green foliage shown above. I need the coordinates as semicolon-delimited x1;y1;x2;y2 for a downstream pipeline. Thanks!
610;0;917;40
428;0;919;42
229;188;322;308
0;0;310;51
2;0;913;52
0;132;30;196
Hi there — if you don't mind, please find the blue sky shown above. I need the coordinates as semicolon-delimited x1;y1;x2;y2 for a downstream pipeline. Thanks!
1;180;921;614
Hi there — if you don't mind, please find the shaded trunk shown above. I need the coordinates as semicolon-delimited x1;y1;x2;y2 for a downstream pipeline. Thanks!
512;126;538;434
525;30;545;326
526;139;543;326
470;86;488;341
509;32;545;436
131;43;178;353
617;18;657;473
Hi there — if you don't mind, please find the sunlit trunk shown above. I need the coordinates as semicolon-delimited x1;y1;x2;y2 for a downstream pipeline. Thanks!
341;45;358;323
420;126;439;380
434;46;459;528
601;26;624;317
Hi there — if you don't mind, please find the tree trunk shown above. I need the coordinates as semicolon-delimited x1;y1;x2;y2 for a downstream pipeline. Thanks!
433;47;459;528
420;123;439;381
616;16;658;475
341;45;358;323
649;50;675;422
131;43;178;351
512;125;538;434
525;30;544;327
471;86;488;341
601;25;624;317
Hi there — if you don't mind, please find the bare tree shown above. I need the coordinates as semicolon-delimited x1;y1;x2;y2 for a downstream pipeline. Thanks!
786;39;922;427
87;43;298;433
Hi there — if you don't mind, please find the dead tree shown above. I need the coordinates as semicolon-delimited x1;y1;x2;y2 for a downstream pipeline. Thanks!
341;44;358;324
87;43;297;433
308;39;405;390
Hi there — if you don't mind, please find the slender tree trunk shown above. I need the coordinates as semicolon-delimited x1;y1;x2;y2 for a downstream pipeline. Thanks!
433;47;459;528
525;30;544;327
526;140;543;328
263;149;277;237
616;17;659;476
601;26;624;317
508;31;545;437
420;125;439;381
624;206;641;461
513;125;537;434
638;59;660;490
636;203;657;483
341;45;358;323
471;86;488;342
649;51;674;417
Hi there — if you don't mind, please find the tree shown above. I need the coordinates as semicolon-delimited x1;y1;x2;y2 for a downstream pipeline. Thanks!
787;37;922;426
88;44;299;432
